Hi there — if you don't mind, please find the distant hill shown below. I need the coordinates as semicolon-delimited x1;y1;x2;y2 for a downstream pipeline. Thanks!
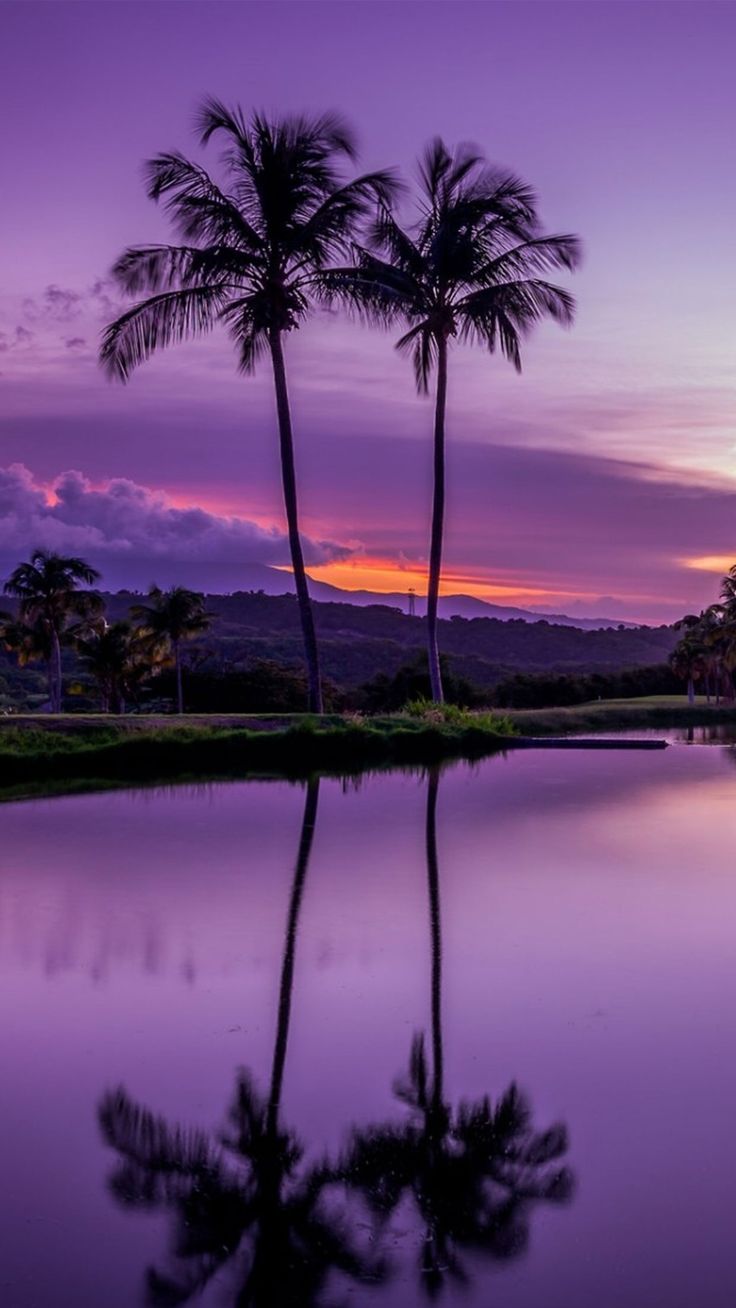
100;588;675;689
64;558;638;629
303;580;638;630
0;586;677;711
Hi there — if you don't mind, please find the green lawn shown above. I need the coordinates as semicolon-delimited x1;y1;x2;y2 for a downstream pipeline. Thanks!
505;695;735;734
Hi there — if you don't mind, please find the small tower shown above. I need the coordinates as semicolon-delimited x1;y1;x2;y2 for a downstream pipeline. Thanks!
408;587;416;617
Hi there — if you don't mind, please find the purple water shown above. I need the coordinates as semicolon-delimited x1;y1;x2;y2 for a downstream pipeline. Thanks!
2;744;736;1306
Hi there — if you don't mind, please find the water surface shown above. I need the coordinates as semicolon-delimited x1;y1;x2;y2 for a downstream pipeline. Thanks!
3;743;736;1306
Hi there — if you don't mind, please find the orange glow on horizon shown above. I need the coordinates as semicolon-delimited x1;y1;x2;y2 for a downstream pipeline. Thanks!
287;558;565;603
685;554;736;574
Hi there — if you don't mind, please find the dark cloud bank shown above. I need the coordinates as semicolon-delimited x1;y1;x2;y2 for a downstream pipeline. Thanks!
0;464;349;591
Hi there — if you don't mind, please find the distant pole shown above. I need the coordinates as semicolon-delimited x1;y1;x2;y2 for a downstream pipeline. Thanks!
408;588;416;617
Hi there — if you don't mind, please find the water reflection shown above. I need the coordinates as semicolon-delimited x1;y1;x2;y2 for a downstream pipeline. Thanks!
341;769;572;1296
99;780;380;1306
97;770;572;1305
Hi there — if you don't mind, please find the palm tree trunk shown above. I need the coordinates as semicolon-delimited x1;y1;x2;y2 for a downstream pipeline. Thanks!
266;778;320;1137
687;676;695;705
427;334;448;704
425;767;444;1121
51;628;63;713
268;327;323;714
174;639;183;714
46;659;55;713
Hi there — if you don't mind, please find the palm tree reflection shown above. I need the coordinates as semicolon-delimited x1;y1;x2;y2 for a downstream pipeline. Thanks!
340;768;573;1296
99;779;382;1306
98;770;573;1305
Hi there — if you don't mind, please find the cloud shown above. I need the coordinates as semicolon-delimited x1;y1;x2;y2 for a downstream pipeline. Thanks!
64;337;86;350
23;285;83;323
0;464;351;574
21;279;126;329
0;325;35;353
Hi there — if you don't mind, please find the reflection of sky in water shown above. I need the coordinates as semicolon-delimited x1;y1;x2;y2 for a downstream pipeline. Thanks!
3;747;736;1305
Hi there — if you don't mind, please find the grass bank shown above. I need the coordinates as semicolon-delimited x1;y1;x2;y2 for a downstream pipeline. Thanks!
0;711;516;798
2;696;732;801
505;695;736;735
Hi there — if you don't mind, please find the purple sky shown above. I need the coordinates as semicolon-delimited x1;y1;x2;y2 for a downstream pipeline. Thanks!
2;0;736;621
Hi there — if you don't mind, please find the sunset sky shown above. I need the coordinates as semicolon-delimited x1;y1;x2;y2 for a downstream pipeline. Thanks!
2;0;736;623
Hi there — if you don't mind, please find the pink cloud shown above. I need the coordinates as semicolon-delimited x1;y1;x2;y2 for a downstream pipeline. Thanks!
0;464;351;576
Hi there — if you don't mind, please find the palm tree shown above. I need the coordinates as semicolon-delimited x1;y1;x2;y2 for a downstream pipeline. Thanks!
2;550;102;711
340;768;573;1294
0;612;52;671
98;780;382;1306
720;564;736;609
101;103;396;714
75;620;149;713
671;615;706;705
326;140;580;701
672;606;731;705
130;586;213;713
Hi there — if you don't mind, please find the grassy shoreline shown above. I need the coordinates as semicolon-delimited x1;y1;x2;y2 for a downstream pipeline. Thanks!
1;697;733;801
506;695;736;735
0;713;516;796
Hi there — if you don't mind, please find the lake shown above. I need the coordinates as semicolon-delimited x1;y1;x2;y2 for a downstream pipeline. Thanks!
3;740;736;1306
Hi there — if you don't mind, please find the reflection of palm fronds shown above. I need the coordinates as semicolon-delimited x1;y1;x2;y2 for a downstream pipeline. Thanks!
341;1034;573;1297
99;1069;383;1308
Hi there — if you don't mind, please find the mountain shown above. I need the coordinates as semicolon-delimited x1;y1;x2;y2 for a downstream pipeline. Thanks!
98;588;676;691
300;579;639;630
37;557;640;630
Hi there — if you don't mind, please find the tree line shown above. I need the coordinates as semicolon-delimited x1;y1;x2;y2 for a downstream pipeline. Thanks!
0;550;212;713
0;545;681;714
99;100;581;712
669;565;736;704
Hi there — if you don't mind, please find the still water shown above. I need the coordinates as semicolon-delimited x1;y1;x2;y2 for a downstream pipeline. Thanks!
3;743;736;1306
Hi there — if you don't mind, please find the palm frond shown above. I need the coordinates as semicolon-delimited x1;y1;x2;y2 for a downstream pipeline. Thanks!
111;244;254;296
369;210;426;278
145;152;264;251
100;285;228;380
473;233;582;285
396;322;435;392
317;254;419;327
292;169;400;266
99;1087;217;1181
418;137;454;208
457;279;576;369
196;96;253;152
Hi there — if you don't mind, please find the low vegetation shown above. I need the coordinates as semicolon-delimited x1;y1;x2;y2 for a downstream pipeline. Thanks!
1;564;677;715
0;710;517;798
4;690;736;802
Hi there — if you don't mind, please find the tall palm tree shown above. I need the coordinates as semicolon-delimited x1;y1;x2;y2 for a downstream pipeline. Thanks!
130;585;213;713
326;141;580;701
101;102;396;713
340;768;573;1293
98;781;380;1306
2;550;102;711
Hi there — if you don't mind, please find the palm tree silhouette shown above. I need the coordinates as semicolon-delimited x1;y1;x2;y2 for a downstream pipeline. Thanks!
340;767;573;1296
0;613;54;695
326;141;580;702
3;550;102;711
75;619;150;713
98;779;383;1306
101;103;396;713
130;586;213;714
